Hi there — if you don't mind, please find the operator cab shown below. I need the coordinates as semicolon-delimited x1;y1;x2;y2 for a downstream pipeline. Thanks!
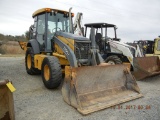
30;8;74;52
84;23;120;53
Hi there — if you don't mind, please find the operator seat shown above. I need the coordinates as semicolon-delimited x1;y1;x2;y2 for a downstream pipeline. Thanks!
95;33;103;51
95;33;102;43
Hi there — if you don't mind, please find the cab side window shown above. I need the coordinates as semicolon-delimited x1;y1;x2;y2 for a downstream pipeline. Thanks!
37;14;46;51
33;16;37;38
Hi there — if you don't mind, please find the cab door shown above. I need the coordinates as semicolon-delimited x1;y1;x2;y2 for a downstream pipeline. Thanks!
36;14;46;52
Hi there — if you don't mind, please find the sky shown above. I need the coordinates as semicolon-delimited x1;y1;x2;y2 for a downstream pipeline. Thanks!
0;0;160;42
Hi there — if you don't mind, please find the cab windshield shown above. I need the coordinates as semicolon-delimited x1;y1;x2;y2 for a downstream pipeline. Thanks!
47;13;70;33
46;12;70;51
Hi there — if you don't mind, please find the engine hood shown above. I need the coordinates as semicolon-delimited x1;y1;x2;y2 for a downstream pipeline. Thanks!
108;40;136;49
55;31;90;41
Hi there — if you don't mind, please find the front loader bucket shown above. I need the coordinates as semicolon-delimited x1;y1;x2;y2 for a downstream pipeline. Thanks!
132;56;160;80
0;80;15;120
62;65;142;115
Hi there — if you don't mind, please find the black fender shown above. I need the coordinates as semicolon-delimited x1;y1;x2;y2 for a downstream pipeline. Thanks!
27;39;40;54
102;52;129;62
102;52;122;60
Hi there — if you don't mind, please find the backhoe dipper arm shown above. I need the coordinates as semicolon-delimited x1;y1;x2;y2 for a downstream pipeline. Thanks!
73;12;83;36
53;36;78;67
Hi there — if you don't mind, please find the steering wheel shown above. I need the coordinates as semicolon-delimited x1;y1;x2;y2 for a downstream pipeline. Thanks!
52;27;61;33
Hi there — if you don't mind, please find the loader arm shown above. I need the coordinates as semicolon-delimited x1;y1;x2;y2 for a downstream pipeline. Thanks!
53;36;78;67
73;12;84;36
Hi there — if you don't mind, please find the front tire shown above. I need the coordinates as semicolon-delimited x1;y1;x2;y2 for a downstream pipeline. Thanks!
25;47;41;75
41;56;62;89
105;55;122;65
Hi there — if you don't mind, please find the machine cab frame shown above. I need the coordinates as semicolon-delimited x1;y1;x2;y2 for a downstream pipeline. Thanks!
84;23;119;53
31;8;74;52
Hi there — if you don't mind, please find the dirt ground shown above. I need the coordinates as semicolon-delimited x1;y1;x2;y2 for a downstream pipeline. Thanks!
0;56;160;120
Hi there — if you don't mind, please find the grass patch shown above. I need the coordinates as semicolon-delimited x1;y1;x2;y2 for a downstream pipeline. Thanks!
0;41;25;54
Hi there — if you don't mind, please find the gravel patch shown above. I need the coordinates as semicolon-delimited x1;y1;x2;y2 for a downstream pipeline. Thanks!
0;56;160;120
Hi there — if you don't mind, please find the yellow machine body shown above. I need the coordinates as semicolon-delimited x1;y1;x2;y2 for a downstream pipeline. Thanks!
18;35;73;72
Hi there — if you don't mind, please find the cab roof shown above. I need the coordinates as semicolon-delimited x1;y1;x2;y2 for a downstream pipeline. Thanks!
32;8;72;17
84;23;116;28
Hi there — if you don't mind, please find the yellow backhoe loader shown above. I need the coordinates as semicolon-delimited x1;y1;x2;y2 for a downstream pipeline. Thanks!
131;39;160;80
19;8;142;115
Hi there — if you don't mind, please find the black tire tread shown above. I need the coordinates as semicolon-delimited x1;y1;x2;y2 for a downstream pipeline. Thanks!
42;56;62;89
25;47;41;75
105;55;122;64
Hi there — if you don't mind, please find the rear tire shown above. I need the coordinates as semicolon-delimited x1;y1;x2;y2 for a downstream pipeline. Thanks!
41;56;62;89
105;55;122;64
25;47;41;75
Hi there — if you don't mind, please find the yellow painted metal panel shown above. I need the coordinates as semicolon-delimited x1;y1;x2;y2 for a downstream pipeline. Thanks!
6;82;16;92
53;36;74;66
57;36;75;50
52;53;69;65
34;54;46;70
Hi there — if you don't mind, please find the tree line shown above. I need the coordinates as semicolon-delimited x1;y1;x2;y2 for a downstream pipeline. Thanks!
0;31;29;43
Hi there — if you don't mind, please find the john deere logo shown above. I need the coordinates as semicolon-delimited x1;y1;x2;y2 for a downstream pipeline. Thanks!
63;46;69;56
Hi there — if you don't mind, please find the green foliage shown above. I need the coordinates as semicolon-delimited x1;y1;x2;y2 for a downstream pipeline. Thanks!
0;32;28;43
25;31;29;40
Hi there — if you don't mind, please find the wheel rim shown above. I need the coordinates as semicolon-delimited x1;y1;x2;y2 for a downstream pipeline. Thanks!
44;65;50;81
27;54;32;69
107;60;116;65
